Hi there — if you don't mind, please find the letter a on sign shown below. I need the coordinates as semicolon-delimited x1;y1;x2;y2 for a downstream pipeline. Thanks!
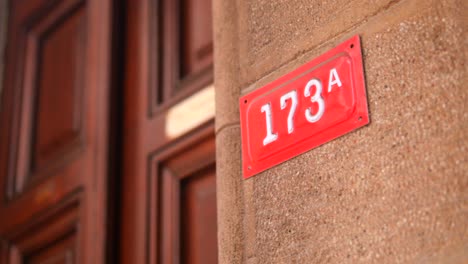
239;35;369;179
328;68;342;92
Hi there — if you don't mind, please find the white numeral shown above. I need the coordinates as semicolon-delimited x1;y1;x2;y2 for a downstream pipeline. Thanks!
259;72;336;146
304;79;325;123
280;90;298;134
261;103;278;146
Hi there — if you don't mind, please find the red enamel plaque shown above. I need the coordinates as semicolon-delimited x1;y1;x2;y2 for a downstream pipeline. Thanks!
240;35;369;179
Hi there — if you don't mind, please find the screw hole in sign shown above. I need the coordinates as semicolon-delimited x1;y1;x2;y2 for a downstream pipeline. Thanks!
244;99;248;104
350;44;354;49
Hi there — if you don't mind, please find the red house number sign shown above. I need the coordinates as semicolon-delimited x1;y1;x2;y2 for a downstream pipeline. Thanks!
240;35;369;179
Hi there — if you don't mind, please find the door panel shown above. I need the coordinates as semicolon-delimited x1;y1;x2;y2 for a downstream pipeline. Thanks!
122;0;216;263
153;0;214;111
31;5;85;175
6;195;79;264
150;129;216;264
181;168;217;264
0;0;114;263
180;0;214;78
12;0;86;196
26;234;75;264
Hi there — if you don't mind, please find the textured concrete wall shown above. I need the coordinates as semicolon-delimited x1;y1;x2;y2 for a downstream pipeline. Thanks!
214;0;467;263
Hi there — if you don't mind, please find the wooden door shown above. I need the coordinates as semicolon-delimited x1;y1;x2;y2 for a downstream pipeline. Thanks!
0;0;115;263
121;0;217;263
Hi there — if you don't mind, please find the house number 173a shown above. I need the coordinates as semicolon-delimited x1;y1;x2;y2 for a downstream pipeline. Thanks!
240;35;369;178
261;68;342;146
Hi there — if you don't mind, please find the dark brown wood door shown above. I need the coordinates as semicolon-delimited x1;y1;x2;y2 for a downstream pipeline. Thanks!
0;0;115;263
121;0;217;263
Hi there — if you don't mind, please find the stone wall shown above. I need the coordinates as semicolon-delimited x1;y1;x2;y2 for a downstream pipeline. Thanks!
214;0;467;263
